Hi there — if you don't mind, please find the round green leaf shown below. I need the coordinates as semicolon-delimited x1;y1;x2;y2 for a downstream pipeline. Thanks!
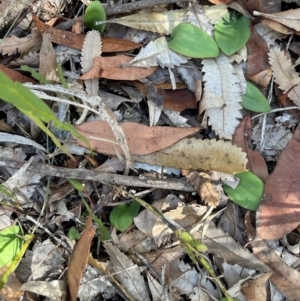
168;23;219;58
68;227;80;241
0;226;22;268
214;12;250;56
84;0;106;33
223;171;264;211
110;201;140;232
242;81;271;113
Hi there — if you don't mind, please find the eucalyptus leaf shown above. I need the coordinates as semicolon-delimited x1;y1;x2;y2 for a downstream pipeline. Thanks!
0;226;22;268
84;0;106;33
242;81;271;113
223;171;263;211
110;201;140;232
214;12;250;56
168;23;219;58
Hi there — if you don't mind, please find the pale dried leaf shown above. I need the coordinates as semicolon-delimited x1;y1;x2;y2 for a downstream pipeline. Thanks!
177;61;203;92
203;4;228;24
9;51;39;67
20;280;67;300
132;138;247;174
81;30;102;96
104;9;188;34
187;3;214;35
253;9;300;31
200;53;243;139
104;242;151;301
0;29;42;55
39;33;58;80
196;222;270;272
269;47;300;106
147;273;164;301
122;37;188;68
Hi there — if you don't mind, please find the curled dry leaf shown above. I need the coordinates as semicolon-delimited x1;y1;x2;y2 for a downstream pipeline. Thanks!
253;9;300;32
79;55;157;81
67;214;95;301
132;138;247;174
0;29;42;56
256;124;300;240
269;47;300;107
185;171;221;207
74;121;200;155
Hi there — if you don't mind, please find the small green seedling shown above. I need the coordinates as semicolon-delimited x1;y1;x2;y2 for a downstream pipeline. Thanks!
84;0;106;33
214;11;250;56
242;81;271;113
223;171;264;211
168;23;219;58
68;227;81;241
110;201;140;232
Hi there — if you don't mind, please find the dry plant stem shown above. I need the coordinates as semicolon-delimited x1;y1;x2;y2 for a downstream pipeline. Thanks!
103;0;194;15
0;158;194;192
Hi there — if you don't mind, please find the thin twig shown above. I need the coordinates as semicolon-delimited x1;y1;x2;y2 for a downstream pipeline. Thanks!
0;158;194;192
103;0;194;16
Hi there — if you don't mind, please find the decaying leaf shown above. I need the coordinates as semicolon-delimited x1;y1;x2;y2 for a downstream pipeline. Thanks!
0;29;42;56
81;30;102;96
102;9;187;34
121;36;188;68
256;124;300;240
269;47;300;107
200;53;244;139
253;9;300;31
67;213;95;301
80;55;157;80
39;33;58;82
74;121;200;155
132;138;247;174
104;242;151;301
185;171;221;207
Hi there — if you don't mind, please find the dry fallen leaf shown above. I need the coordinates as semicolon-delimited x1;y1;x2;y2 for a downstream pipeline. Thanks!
67;213;95;301
0;64;36;84
256;124;300;240
253;9;300;31
269;47;300;107
74;121;200;155
233;115;268;181
132;138;247;174
0;28;42;55
80;55;157;81
185;171;221;207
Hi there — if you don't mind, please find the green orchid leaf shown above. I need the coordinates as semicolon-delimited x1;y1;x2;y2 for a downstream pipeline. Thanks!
68;227;80;241
168;23;219;58
110;201;140;232
0;71;90;158
214;12;250;56
223;171;264;211
0;226;22;268
84;0;106;33
21;65;50;84
242;81;271;113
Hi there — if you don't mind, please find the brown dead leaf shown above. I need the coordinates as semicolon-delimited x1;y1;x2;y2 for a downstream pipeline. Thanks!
74;121;200;155
246;27;272;88
132;138;247;174
262;19;293;34
0;29;42;55
32;14;142;52
164;89;197;111
233;115;268;181
39;33;58;81
256;124;300;240
185;171;220;207
79;56;157;81
269;47;300;107
253;9;300;31
67;213;95;301
0;64;36;84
